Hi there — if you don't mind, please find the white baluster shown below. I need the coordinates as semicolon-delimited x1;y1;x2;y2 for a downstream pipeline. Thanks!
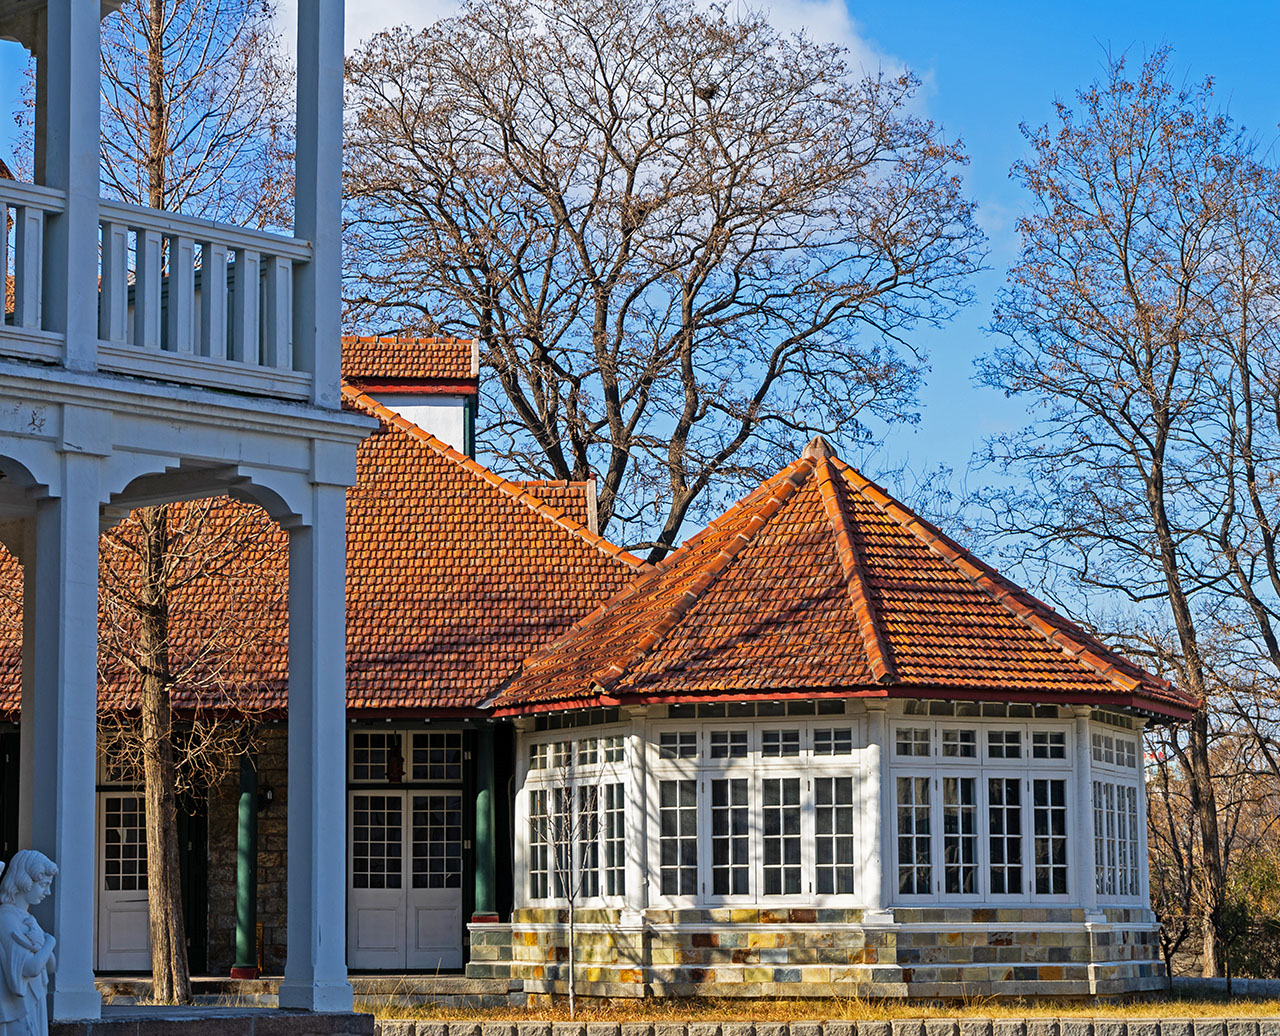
231;247;260;364
0;203;9;324
13;206;43;330
263;255;293;370
134;228;162;350
165;235;195;354
200;241;228;360
98;221;129;344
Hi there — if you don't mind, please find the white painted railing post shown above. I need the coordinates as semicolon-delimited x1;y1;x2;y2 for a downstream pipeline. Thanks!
98;221;129;343
231;248;260;364
293;0;344;406
41;0;100;370
13;207;43;330
134;229;162;350
263;255;293;369
166;235;196;354
200;241;229;359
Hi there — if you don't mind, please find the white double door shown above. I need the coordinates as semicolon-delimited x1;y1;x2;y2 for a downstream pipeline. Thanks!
347;789;464;971
96;793;152;971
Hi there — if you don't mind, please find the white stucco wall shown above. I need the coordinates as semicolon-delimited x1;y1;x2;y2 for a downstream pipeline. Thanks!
373;393;468;450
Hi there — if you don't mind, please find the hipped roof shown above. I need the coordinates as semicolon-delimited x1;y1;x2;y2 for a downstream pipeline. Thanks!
491;438;1195;719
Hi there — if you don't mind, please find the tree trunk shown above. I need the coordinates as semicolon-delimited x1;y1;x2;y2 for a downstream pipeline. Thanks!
138;505;192;1003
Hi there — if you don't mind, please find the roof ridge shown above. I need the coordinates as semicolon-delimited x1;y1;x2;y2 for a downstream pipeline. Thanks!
814;456;896;684
341;385;647;572
588;458;816;696
830;459;1159;698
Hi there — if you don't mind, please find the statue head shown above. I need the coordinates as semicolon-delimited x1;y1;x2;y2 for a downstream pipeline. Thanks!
0;851;57;907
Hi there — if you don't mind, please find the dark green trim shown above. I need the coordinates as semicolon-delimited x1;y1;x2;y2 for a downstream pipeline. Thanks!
473;725;496;918
464;396;476;459
234;751;258;974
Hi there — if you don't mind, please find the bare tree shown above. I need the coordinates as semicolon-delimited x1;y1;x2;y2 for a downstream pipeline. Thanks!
343;0;984;559
95;0;293;1001
979;46;1280;975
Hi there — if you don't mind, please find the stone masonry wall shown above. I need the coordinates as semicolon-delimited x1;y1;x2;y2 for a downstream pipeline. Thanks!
467;907;1163;999
206;725;290;975
375;1020;1280;1036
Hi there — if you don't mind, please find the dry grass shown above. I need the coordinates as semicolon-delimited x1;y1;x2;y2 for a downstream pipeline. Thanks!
359;994;1280;1022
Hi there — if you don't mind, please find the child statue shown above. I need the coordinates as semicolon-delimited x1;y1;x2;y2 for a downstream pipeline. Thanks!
0;851;58;1036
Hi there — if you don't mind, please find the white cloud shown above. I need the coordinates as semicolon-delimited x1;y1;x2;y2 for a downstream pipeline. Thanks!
274;0;461;56
275;0;897;73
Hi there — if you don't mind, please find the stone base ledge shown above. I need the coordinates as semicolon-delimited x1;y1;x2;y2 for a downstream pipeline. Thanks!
52;1009;375;1036
373;1019;1280;1036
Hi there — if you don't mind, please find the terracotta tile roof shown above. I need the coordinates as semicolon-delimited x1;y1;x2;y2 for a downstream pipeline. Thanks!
0;387;642;715
510;481;597;531
341;334;478;382
491;437;1197;719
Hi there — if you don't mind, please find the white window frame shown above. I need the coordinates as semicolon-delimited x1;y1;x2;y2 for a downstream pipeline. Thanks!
520;722;632;908
888;716;1075;905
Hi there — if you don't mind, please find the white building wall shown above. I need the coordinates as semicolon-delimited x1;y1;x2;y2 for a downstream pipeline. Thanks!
372;394;468;451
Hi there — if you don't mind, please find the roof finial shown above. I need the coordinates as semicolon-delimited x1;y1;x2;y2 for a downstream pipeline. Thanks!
803;435;834;460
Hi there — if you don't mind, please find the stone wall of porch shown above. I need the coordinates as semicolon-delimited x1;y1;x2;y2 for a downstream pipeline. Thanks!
466;907;1163;999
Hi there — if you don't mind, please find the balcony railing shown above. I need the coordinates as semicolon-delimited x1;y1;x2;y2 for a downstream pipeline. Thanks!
0;180;68;362
0;181;318;402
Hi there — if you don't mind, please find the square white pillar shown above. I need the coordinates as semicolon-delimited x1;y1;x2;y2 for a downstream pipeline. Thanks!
41;0;101;370
862;700;893;921
1072;705;1102;919
22;450;104;1021
278;482;353;1012
621;706;649;923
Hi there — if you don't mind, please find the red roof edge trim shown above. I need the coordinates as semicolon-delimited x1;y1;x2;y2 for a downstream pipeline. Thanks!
814;456;896;684
349;379;478;396
832;459;1189;708
489;685;1195;721
341;385;648;572
586;466;811;695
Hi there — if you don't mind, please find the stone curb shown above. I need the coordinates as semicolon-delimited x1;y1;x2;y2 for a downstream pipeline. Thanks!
375;1023;1280;1036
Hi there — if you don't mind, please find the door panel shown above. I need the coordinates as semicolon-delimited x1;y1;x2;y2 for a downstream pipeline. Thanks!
97;794;151;971
406;792;463;969
348;793;407;969
347;788;464;970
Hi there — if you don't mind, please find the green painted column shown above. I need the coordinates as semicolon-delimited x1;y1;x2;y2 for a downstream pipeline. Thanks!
473;725;497;921
232;750;259;978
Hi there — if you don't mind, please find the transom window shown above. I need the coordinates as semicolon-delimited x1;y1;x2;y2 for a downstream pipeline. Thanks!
987;730;1022;759
659;731;697;759
351;728;464;783
941;729;977;758
1032;731;1067;759
896;727;931;757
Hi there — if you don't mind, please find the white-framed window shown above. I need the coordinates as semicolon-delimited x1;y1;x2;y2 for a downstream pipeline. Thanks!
646;717;867;906
523;725;631;905
1093;778;1141;899
890;716;1074;903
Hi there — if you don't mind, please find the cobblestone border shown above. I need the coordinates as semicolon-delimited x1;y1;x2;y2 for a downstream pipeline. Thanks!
375;1020;1280;1036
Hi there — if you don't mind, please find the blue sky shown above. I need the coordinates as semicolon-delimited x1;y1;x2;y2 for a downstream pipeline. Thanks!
2;0;1278;485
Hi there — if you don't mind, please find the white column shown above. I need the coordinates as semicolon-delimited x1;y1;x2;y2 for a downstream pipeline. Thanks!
24;446;104;1020
622;706;649;923
41;0;101;370
863;701;893;921
1136;718;1153;914
1072;706;1102;919
293;0;344;407
278;482;354;1012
